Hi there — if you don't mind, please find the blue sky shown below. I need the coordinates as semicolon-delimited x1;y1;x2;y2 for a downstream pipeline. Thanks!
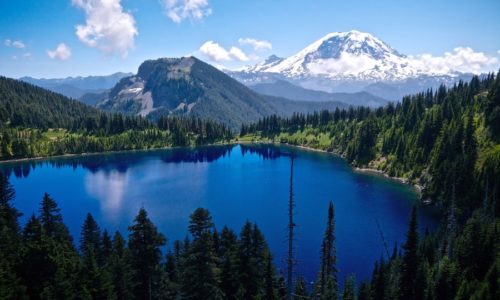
1;0;499;78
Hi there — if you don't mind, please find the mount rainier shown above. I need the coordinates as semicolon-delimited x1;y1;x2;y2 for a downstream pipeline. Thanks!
228;30;478;100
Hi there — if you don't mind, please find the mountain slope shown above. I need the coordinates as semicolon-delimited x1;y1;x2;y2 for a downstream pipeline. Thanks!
0;76;101;128
99;57;345;129
251;80;389;107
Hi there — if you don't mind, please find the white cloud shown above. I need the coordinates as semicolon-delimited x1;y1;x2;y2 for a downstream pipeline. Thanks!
229;46;249;61
4;39;25;48
408;47;499;75
160;0;212;23
306;47;500;76
47;43;72;60
22;52;32;59
72;0;137;57
238;38;272;52
307;53;378;75
12;41;25;49
199;41;231;61
199;41;250;62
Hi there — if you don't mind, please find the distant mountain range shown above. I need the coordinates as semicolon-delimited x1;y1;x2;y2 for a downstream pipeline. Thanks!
228;30;477;100
19;72;131;100
250;80;388;108
97;57;346;129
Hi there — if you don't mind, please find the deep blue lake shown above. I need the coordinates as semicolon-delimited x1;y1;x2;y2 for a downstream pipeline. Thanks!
1;144;438;285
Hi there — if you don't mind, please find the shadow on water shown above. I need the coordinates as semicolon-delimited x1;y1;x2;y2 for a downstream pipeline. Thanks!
240;143;293;159
1;145;243;178
0;144;296;178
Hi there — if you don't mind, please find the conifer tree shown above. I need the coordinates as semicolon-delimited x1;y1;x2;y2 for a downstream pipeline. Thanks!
128;208;166;300
39;192;71;242
400;206;419;300
342;275;357;300
182;208;222;299
109;231;134;300
219;226;240;298
80;213;101;254
293;277;309;299
0;173;26;299
318;201;337;298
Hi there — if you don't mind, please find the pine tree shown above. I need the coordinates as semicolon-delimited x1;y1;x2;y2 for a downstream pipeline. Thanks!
19;215;46;299
181;208;222;299
219;226;241;298
0;173;26;299
318;201;337;298
39;192;71;242
400;206;419;300
293;277;309;299
100;229;112;267
80;213;101;255
358;282;372;300
128;208;166;300
342;275;357;300
263;247;277;300
109;231;134;300
36;194;80;299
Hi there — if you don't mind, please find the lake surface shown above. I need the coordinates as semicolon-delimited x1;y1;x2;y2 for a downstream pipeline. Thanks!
1;144;438;285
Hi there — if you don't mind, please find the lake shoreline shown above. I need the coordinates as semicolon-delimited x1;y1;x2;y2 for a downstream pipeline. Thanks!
0;141;235;165
0;139;424;200
237;140;425;199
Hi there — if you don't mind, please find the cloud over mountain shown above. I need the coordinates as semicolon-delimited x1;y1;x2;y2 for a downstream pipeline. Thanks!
238;38;272;52
199;41;249;62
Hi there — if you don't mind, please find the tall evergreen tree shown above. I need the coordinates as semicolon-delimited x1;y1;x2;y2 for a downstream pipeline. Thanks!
182;208;222;299
219;226;241;298
128;208;166;300
400;206;420;300
36;194;79;299
263;247;277;300
0;173;26;299
109;231;134;300
80;213;101;254
39;192;71;242
318;201;337;298
293;277;309;300
342;275;357;300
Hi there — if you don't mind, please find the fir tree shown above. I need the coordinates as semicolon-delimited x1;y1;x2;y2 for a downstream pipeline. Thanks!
318;201;337;298
400;207;419;300
181;208;223;299
342;274;357;300
293;277;309;300
128;208;166;300
0;173;26;299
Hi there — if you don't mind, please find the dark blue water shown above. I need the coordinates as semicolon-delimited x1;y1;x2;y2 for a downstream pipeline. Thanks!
1;144;438;285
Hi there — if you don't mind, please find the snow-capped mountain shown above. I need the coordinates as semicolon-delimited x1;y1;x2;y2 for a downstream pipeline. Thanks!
228;30;477;99
259;30;411;80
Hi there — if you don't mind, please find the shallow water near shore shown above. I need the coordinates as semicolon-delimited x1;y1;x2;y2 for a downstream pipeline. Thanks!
1;144;439;285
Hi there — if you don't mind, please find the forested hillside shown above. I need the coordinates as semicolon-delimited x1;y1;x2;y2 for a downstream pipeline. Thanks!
0;76;232;160
242;73;500;299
